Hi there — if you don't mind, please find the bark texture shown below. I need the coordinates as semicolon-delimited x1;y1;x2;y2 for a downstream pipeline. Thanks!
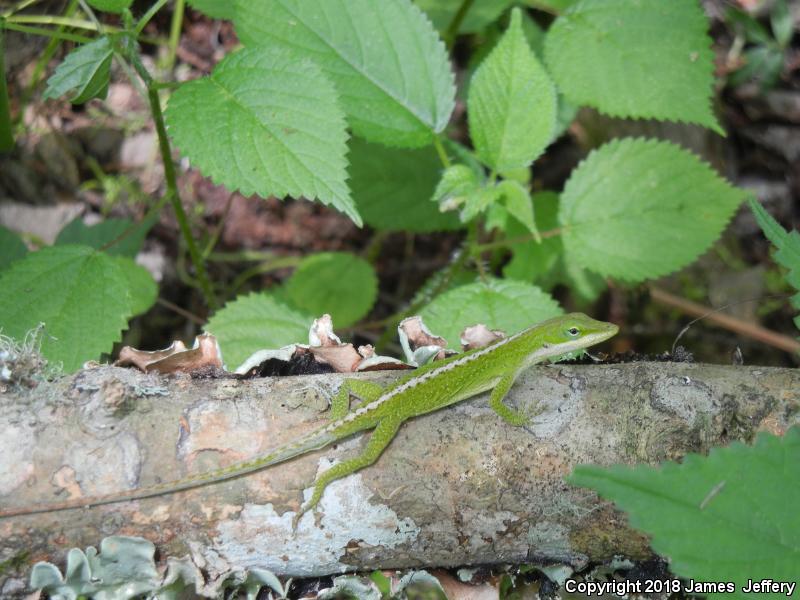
0;362;797;580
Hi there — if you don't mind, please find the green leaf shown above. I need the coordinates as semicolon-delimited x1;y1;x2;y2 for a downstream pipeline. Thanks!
235;0;455;148
570;428;800;593
419;279;562;349
461;186;501;222
415;0;517;34
348;138;460;232
496;180;538;240
729;46;784;90
748;198;800;331
43;37;113;104
187;0;234;19
544;0;721;133
285;252;378;328
55;217;151;257
0;245;133;372
112;257;157;317
0;226;28;271
727;7;773;46
468;8;556;172
432;164;482;213
771;0;793;48
86;0;132;13
166;47;360;225
559;138;745;282
205;293;312;370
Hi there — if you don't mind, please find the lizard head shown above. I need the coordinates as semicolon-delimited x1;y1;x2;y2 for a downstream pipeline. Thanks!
525;313;619;365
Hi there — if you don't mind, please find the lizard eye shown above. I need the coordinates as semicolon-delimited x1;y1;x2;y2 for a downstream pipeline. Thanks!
567;327;580;337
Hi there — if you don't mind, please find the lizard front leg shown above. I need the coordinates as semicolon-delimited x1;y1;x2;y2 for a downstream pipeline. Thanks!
488;367;529;426
329;379;385;420
293;417;401;529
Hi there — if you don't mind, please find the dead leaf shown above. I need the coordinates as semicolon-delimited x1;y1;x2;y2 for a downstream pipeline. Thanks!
116;334;222;374
460;324;506;351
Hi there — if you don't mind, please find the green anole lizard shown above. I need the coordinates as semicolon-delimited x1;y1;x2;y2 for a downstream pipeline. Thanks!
0;313;617;524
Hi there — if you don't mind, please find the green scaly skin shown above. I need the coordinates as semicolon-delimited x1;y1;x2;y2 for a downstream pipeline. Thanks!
0;313;618;525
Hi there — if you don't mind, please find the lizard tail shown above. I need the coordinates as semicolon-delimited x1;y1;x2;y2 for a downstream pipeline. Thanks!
0;428;338;518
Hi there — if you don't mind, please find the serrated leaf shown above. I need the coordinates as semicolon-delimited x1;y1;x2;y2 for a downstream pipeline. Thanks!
113;257;157;316
432;164;482;213
0;245;133;372
86;0;132;13
285;252;378;328
461;186;501;222
44;37;113;104
570;428;800;592
544;0;721;133
55;216;151;257
469;8;556;172
235;0;455;148
419;279;562;349
205;293;312;370
748;198;800;331
348;138;460;232
559;138;745;282
0;225;28;271
415;0;517;34
187;0;234;19
166;48;359;225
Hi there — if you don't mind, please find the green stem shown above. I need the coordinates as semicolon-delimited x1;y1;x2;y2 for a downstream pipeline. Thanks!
6;15;99;29
2;0;43;18
135;0;169;35
470;226;561;254
0;26;14;151
207;250;287;263
432;135;451;168
443;0;474;49
362;230;389;265
147;85;218;309
2;20;90;43
165;0;184;71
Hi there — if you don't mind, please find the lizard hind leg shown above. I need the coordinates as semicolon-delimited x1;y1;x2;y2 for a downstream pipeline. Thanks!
292;417;401;529
329;379;385;420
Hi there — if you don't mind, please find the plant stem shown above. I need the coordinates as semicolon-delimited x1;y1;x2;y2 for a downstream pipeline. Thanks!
443;0;474;49
135;0;169;35
6;15;99;29
3;20;90;43
147;85;218;309
0;27;15;151
649;286;800;355
470;227;561;254
2;0;43;18
165;0;184;72
432;135;451;168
